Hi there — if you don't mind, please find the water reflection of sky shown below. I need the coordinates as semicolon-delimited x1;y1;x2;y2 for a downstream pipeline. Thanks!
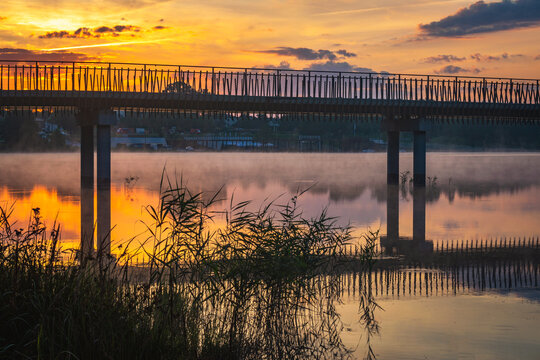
1;152;539;358
339;290;540;359
1;152;539;248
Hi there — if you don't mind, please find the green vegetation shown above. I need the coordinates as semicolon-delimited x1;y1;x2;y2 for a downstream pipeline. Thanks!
0;179;378;359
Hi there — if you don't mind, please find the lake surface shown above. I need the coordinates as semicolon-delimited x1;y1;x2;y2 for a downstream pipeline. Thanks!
1;152;539;359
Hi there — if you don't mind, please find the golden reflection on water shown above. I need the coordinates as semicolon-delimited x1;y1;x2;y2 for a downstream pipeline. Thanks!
1;152;539;258
1;182;539;259
0;185;159;258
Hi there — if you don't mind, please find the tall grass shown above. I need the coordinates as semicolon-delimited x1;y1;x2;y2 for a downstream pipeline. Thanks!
0;177;378;359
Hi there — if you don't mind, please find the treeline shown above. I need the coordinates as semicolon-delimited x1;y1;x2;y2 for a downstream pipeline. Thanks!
111;112;540;151
0;111;77;151
1;110;539;151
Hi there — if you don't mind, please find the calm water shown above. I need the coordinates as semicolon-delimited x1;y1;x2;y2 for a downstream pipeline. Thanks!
1;152;539;359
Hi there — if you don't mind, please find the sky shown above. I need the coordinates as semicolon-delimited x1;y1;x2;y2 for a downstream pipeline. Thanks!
0;0;539;78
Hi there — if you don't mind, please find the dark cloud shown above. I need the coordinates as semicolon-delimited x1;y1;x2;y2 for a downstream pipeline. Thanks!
336;49;356;58
419;0;540;37
95;25;140;33
38;25;141;39
153;25;168;30
0;48;94;62
434;65;481;75
424;54;466;63
39;28;96;39
470;52;524;61
73;27;94;37
258;61;292;70
0;17;7;21
38;31;76;39
94;26;114;33
535;55;540;60
304;61;374;73
257;47;356;61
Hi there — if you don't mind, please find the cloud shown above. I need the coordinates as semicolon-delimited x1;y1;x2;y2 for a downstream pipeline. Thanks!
0;48;94;62
94;25;140;34
424;54;466;63
38;25;141;39
535;55;540;60
72;28;95;38
423;52;525;65
304;60;374;73
39;31;77;39
0;16;7;21
434;65;481;74
419;0;540;37
152;25;169;30
470;52;524;61
336;49;356;58
257;47;356;61
257;61;292;70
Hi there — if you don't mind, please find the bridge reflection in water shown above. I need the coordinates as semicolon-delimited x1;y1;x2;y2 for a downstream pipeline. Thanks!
318;230;538;358
371;178;539;297
382;175;430;257
340;241;539;298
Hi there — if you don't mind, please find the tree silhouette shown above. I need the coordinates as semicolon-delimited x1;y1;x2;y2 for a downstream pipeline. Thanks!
163;81;208;95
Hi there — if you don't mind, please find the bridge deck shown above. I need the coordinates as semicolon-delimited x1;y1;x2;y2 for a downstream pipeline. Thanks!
1;90;539;119
0;60;538;120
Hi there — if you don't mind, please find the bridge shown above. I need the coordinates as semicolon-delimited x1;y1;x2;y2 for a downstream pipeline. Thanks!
1;60;539;259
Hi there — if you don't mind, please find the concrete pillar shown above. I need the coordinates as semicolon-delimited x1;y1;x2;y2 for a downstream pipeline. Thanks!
97;124;111;256
413;185;426;242
80;124;94;261
386;184;399;241
413;131;426;186
387;131;399;184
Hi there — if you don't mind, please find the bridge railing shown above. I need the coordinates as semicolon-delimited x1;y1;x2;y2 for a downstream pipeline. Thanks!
0;60;539;105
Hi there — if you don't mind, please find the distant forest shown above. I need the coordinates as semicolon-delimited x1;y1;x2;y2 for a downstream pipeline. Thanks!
1;110;539;151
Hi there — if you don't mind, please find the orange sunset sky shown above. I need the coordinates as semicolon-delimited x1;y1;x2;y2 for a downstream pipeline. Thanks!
1;0;539;78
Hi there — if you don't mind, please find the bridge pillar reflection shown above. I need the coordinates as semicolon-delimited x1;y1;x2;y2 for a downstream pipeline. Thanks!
387;131;399;184
80;119;94;262
413;131;426;186
387;184;399;241
413;185;426;242
97;124;111;255
96;112;116;256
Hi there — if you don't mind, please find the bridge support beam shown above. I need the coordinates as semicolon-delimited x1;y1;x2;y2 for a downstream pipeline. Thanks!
387;131;399;184
97;124;111;256
80;122;94;262
413;131;426;186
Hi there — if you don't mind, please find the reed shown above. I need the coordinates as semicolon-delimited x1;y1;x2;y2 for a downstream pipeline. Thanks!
0;176;377;359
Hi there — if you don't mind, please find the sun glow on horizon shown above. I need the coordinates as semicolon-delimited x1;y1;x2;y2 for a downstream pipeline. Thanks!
41;39;174;51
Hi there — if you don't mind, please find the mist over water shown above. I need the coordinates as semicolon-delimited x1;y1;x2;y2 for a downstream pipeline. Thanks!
1;152;540;244
2;152;540;197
